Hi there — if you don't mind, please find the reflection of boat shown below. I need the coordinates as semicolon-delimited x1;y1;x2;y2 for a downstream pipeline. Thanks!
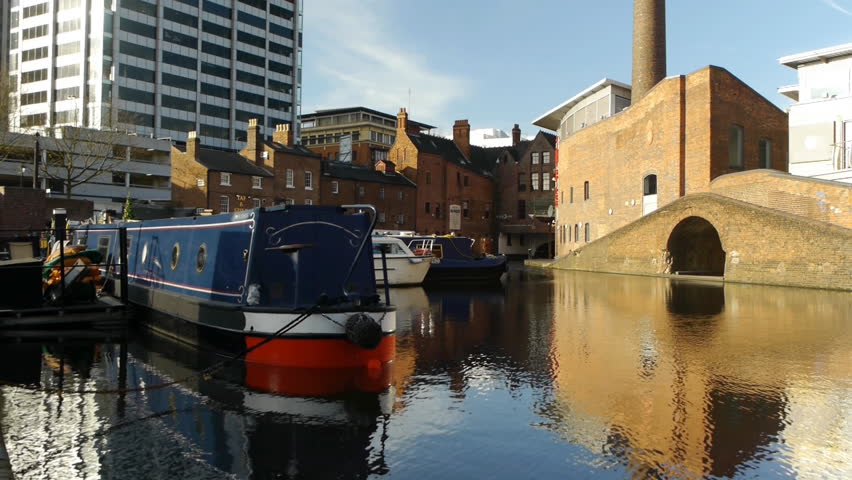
76;205;396;369
372;236;432;286
401;236;507;285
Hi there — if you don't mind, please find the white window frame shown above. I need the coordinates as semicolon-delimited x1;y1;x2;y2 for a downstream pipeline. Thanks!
542;172;551;191
252;176;262;189
358;186;365;197
304;199;312;205
304;171;313;190
378;212;386;223
542;152;551;164
252;197;261;208
532;152;540;164
220;172;231;186
331;180;339;194
284;198;294;205
531;173;540;191
286;169;294;188
398;191;404;200
219;195;229;213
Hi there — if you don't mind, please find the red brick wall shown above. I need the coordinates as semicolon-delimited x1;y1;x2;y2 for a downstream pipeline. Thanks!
269;147;322;206
0;187;47;232
170;146;209;211
206;171;275;213
318;176;416;231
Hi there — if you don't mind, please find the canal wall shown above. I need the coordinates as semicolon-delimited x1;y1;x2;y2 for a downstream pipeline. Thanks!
548;193;852;291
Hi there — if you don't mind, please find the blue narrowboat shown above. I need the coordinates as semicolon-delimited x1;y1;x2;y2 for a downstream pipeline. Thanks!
76;205;395;368
400;235;507;284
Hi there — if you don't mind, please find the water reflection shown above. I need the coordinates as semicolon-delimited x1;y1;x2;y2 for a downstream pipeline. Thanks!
1;268;850;479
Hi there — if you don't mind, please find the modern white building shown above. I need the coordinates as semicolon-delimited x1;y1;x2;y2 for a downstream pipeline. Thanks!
6;0;303;150
779;43;852;184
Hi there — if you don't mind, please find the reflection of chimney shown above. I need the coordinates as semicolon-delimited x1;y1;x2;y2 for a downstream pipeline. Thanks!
631;0;666;100
397;108;408;133
187;131;200;159
511;124;521;146
273;123;293;147
453;119;471;159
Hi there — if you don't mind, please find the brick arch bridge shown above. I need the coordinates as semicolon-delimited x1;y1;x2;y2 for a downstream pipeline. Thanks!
550;193;852;290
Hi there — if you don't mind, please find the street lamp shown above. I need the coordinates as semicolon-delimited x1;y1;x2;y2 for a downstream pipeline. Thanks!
19;166;26;187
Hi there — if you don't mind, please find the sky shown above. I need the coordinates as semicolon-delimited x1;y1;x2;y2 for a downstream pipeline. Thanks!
301;0;852;136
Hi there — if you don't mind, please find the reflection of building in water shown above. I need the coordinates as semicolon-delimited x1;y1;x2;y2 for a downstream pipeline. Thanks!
545;271;852;478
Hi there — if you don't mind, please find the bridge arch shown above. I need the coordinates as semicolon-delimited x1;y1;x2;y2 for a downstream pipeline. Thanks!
666;216;725;276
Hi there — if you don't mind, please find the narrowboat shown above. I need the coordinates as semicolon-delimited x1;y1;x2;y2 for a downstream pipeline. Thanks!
76;205;395;369
400;236;507;285
372;235;432;286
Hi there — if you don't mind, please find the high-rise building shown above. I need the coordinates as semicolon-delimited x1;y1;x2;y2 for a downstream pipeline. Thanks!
6;0;302;149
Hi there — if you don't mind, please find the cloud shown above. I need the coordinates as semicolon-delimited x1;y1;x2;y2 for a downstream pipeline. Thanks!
822;0;852;16
301;0;467;126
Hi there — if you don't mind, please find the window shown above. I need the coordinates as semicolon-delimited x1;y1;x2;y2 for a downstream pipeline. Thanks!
21;91;46;105
252;198;261;208
22;69;48;83
284;198;294;205
729;125;744;168
21;113;47;127
196;178;205;187
543;173;551;191
22;46;48;62
574;224;579;242
252;176;262;189
435;204;441;218
426;171;431;184
220;172;231;186
57;18;80;33
304;171;313;190
164;7;197;27
584;181;590;200
518;200;526;219
358;186;365;197
22;24;48;40
759;139;772;168
456;172;461;185
397;214;405;225
237;11;265;29
518;173;526;192
531;173;540;191
398;191;404;200
55;64;81;79
55;86;79;101
331;181;339;194
203;0;231;18
305;199;313;205
532;152;540;164
543;152;551;164
570;186;574;203
23;2;48;18
519;234;525;246
202;20;230;39
379;188;385;200
463;175;469;187
220;195;229;213
196;244;207;272
425;202;430;214
584;223;590;243
286;169;294;188
270;4;293;20
462;200;469;218
378;212;386;223
643;175;657;195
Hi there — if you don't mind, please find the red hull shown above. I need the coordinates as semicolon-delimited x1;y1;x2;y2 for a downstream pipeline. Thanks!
244;335;396;369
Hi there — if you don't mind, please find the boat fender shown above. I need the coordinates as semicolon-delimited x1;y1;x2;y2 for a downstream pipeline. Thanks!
344;313;382;350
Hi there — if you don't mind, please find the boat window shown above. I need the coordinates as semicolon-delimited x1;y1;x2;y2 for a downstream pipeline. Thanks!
373;242;404;255
196;243;207;273
97;236;110;260
431;245;443;259
171;242;180;270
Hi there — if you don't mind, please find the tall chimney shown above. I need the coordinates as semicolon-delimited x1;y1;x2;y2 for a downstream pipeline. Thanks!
187;131;200;159
453;119;471;160
245;118;263;166
511;124;521;146
273;123;293;147
631;0;666;101
397;108;408;134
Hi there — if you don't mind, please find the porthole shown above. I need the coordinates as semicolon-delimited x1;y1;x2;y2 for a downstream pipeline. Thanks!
171;242;180;270
196;243;207;273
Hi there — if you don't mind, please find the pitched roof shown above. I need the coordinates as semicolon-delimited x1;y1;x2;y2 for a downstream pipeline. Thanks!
264;141;321;158
541;131;557;148
322;161;416;187
189;147;273;177
407;133;499;177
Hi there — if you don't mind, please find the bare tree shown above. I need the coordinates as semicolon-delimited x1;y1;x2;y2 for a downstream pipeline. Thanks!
0;74;30;165
40;125;127;199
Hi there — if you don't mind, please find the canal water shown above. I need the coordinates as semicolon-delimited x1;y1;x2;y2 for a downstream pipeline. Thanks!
1;266;850;479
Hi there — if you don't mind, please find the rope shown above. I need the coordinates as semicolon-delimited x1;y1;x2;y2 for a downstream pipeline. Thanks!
0;305;320;395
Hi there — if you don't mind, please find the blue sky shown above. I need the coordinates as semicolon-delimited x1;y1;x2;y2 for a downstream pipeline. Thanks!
302;0;852;136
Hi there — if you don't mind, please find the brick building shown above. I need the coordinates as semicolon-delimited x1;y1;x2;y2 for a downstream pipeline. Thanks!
301;107;434;166
171;131;274;214
389;109;501;252
319;160;417;231
494;128;557;257
534;0;788;258
240;120;323;206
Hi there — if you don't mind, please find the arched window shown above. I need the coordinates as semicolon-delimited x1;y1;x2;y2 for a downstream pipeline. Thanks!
643;174;658;215
643;174;657;195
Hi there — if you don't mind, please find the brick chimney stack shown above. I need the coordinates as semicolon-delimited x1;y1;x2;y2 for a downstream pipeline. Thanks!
397;108;408;133
245;118;263;165
453;119;471;159
273;123;293;147
376;160;396;174
511;124;521;146
631;0;666;101
187;131;200;159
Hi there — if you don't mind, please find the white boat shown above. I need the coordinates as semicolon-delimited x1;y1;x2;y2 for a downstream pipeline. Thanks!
372;236;432;286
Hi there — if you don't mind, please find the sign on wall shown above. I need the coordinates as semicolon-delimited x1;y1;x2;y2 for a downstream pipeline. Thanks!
449;204;461;231
339;135;352;163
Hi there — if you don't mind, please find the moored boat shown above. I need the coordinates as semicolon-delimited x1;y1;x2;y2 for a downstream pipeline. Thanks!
400;235;507;285
76;205;395;369
372;235;432;286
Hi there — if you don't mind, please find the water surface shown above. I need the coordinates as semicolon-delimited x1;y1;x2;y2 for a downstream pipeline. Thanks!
1;267;850;479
